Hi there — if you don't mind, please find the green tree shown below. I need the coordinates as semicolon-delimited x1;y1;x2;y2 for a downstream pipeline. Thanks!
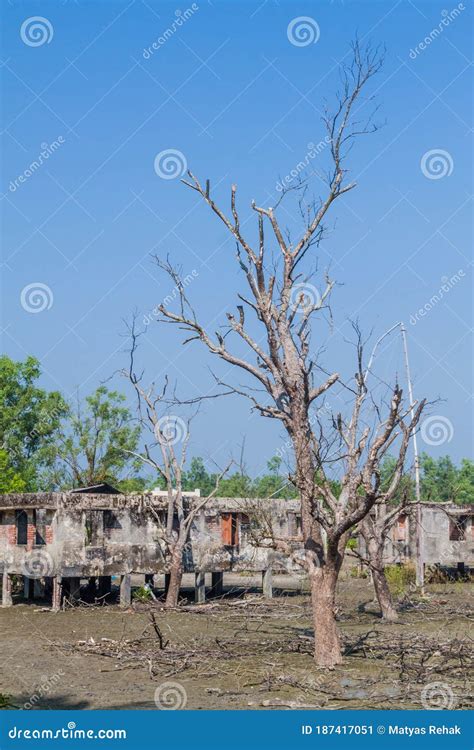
455;458;474;505
0;449;27;492
50;386;141;488
182;457;217;496
254;456;297;498
420;454;459;503
0;355;67;489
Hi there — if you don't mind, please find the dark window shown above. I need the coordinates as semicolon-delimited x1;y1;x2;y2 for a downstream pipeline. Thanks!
288;512;302;536
104;510;121;530
33;509;46;545
16;510;28;545
449;516;467;542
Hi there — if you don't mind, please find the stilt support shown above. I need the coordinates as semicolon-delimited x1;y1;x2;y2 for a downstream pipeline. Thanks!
52;577;62;611
195;571;206;604
2;571;12;607
262;568;273;599
120;574;132;608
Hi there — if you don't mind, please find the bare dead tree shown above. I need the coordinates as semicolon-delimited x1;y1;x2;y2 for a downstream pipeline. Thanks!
356;492;413;622
121;321;230;608
306;325;426;653
150;41;426;666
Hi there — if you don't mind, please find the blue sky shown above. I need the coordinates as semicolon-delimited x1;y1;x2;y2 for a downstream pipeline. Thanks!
1;0;472;477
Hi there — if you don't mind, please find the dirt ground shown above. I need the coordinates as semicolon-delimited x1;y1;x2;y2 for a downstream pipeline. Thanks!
0;573;472;711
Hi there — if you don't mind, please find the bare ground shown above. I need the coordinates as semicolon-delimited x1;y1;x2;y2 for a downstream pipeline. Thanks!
0;574;472;711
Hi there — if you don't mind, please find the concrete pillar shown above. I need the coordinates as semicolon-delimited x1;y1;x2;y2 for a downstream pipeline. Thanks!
98;576;112;598
33;578;44;598
23;576;32;600
194;571;206;604
51;577;62;611
69;577;81;603
120;574;132;608
262;568;273;599
2;571;12;607
211;571;223;597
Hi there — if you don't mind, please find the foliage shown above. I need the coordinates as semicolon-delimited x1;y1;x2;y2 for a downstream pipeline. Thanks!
0;355;67;490
0;693;12;709
0;449;27;493
132;585;152;602
180;456;297;499
420;454;474;505
48;386;141;489
385;563;416;595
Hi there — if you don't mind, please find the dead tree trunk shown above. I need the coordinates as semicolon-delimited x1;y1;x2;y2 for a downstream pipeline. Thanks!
310;562;342;666
164;537;185;608
364;530;398;622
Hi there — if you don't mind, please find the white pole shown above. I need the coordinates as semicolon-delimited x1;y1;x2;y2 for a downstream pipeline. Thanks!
365;321;425;591
400;323;424;592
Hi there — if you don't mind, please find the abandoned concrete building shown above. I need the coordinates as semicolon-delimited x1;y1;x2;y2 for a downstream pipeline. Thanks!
0;487;472;610
0;487;301;609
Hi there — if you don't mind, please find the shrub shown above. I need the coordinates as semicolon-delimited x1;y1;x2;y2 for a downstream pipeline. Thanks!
385;563;416;594
132;585;152;602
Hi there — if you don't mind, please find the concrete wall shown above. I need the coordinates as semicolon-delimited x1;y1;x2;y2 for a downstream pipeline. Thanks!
0;494;301;578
